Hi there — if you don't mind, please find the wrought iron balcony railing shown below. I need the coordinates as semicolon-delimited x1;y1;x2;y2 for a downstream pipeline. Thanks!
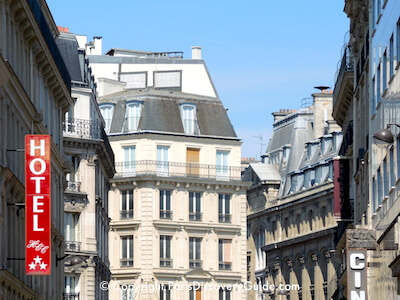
120;258;134;268
120;209;134;219
66;181;81;193
160;210;173;220
160;258;173;268
63;118;102;140
218;214;231;223
189;259;202;269
115;160;243;181
65;241;81;252
219;262;232;270
189;212;202;221
63;293;80;300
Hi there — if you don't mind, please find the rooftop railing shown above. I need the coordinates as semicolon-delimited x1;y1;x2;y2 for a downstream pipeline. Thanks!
115;160;243;181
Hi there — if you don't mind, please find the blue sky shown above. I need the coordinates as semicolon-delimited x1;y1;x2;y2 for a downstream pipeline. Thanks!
47;0;349;159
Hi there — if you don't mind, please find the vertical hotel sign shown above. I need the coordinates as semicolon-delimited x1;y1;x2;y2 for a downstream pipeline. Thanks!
25;135;51;275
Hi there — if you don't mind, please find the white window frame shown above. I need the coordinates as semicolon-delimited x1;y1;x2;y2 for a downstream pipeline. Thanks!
180;103;199;135
216;150;230;180
123;146;136;174
157;145;169;176
64;212;80;242
121;235;134;267
189;192;202;221
125;101;142;132
65;275;78;294
121;190;134;219
99;103;115;133
218;194;231;223
159;190;172;219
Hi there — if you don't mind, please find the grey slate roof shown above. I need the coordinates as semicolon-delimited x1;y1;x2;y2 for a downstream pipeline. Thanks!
98;89;238;139
56;32;83;83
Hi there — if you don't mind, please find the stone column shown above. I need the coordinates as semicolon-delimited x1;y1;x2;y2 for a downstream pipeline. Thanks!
299;256;311;300
312;254;324;300
326;251;337;299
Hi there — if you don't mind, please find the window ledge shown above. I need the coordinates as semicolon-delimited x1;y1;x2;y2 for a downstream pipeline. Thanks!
396;61;400;71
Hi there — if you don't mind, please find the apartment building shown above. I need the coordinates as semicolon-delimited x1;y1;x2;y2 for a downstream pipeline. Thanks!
0;1;73;299
332;0;400;298
57;30;115;300
84;41;250;299
245;92;344;300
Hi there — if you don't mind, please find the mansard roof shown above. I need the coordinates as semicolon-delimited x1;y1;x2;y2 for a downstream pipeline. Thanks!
98;89;238;139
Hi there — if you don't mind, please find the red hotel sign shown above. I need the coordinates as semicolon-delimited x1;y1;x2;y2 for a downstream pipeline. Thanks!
25;135;51;275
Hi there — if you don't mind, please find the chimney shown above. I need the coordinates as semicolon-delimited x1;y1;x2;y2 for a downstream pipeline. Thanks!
191;46;202;59
92;36;103;55
57;26;69;33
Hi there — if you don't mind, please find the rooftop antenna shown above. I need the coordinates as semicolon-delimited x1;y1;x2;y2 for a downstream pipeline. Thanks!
251;135;267;158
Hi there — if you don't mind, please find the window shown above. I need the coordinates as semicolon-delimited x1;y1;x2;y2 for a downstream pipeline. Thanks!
121;190;133;219
391;147;396;187
218;194;231;223
66;155;80;190
64;275;78;296
189;287;202;300
254;230;265;270
180;104;199;135
189;192;202;221
157;146;169;176
123;146;136;173
383;158;389;196
125;101;142;132
160;285;171;300
99;104;114;133
377;64;381;104
121;287;135;300
378;167;383;204
390;35;394;78
120;72;147;89
219;288;231;300
121;236;134;267
65;213;79;249
383;50;387;91
154;71;181;89
218;239;232;270
160;190;172;219
189;237;202;268
160;236;172;267
216;150;229;179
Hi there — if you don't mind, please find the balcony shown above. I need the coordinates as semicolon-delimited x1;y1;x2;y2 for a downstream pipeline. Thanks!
120;258;134;268
115;160;243;181
65;241;81;252
66;181;81;193
63;293;80;300
333;44;354;127
160;210;173;220
189;259;202;269
160;258;173;268
120;209;134;220
218;214;231;223
189;212;202;221
63;118;102;140
219;262;232;270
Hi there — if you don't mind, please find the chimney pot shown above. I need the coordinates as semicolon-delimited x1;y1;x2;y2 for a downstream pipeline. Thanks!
191;46;202;59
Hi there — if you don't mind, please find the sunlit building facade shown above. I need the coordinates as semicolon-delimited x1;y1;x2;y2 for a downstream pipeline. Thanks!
86;41;249;299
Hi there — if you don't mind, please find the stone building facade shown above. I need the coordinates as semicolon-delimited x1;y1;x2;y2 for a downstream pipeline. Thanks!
245;92;344;300
85;41;250;299
0;1;72;299
333;0;400;298
57;30;115;300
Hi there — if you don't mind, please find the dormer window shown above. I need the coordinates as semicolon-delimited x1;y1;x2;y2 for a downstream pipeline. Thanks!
126;101;142;132
180;103;199;135
99;103;115;134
